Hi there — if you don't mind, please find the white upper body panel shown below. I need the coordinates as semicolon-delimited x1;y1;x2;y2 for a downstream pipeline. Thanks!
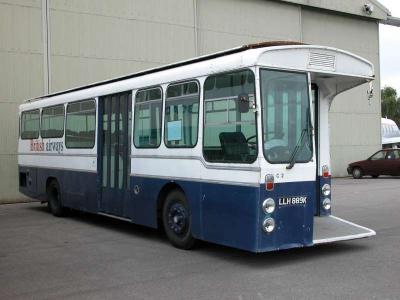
19;43;375;185
257;45;374;79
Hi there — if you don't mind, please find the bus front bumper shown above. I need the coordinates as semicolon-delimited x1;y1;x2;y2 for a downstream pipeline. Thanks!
313;215;376;244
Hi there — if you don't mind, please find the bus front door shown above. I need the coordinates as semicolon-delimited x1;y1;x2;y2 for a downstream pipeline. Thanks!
98;92;132;218
311;84;320;215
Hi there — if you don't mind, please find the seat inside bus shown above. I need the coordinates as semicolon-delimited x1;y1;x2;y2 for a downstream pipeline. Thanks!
219;132;250;162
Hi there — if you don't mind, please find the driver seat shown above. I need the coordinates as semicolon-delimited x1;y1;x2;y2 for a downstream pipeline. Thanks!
219;132;249;162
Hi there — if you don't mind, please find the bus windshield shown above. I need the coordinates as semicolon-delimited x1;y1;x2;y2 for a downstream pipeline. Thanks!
260;69;313;164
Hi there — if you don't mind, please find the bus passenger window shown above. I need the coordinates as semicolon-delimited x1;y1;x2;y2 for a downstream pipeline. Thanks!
134;87;162;148
203;70;257;163
21;109;40;139
165;81;199;148
65;100;96;148
41;105;65;138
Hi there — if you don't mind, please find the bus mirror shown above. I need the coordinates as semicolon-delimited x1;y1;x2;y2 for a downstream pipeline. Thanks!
238;93;250;113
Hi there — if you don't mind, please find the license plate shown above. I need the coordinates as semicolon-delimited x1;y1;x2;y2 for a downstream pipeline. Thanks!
278;196;307;206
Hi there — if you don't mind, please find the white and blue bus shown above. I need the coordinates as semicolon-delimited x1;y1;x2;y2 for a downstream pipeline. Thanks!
18;42;375;252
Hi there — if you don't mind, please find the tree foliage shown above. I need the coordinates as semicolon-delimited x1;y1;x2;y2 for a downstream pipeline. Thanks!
381;86;400;126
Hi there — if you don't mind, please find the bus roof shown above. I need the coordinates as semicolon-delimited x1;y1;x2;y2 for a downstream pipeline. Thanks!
25;41;304;103
21;41;374;110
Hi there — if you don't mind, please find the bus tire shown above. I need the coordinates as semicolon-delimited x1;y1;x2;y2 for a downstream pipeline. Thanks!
352;167;363;179
47;180;65;217
162;190;196;250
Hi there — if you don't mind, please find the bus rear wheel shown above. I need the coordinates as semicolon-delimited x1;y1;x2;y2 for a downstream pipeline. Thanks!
162;190;196;250
47;180;65;217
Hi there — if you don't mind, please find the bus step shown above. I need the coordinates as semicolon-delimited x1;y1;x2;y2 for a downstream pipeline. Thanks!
313;215;376;244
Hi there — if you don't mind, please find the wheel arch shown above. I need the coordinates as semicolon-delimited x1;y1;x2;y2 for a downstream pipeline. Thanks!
46;177;59;193
156;182;185;228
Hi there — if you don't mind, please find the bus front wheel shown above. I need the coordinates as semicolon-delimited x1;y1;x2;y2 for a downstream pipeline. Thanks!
47;180;65;217
162;190;196;250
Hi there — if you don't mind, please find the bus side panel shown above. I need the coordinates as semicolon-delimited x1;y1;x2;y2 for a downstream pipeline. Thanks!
130;176;163;228
130;176;202;237
59;169;97;212
201;183;260;252
20;166;97;213
18;166;39;200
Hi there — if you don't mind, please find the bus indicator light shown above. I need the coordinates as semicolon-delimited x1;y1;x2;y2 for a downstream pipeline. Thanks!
322;198;331;210
262;217;275;233
322;165;330;178
262;198;276;214
321;184;331;196
265;174;274;191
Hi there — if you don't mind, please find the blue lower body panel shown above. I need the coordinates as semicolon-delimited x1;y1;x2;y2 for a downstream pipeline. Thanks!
19;165;320;253
257;181;315;252
131;177;259;251
19;166;98;213
200;182;260;251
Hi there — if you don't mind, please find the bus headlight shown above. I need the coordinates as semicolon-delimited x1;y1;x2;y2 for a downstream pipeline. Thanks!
322;184;331;196
262;198;275;214
322;198;331;210
262;218;275;233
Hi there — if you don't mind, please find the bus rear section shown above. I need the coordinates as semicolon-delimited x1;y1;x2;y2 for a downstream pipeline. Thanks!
253;46;376;252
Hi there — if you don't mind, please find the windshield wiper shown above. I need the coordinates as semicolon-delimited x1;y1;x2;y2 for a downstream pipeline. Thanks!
286;107;313;169
286;128;308;169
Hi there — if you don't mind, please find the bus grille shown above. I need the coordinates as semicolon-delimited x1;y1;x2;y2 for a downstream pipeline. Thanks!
308;52;336;70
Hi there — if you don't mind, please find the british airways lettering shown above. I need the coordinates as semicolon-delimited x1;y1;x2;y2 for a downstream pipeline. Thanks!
30;139;64;154
46;141;64;153
30;140;44;151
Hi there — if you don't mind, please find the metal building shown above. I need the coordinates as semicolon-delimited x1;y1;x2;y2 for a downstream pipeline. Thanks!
0;0;398;203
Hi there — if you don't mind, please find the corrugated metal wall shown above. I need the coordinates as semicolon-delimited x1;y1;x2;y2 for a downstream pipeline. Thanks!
0;0;381;203
0;0;44;202
48;0;197;91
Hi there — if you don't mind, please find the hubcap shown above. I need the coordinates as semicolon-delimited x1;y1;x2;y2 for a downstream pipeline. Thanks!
167;203;187;236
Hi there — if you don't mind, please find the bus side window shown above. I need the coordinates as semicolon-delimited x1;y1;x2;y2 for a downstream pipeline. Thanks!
21;109;40;139
133;87;162;148
65;100;96;149
203;69;257;163
164;81;199;148
41;104;65;138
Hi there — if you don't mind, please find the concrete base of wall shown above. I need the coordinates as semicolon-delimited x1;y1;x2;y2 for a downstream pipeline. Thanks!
0;196;36;205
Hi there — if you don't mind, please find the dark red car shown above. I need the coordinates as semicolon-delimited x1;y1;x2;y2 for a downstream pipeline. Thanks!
347;149;400;179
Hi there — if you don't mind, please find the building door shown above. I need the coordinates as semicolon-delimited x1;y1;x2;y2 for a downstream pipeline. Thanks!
98;92;132;217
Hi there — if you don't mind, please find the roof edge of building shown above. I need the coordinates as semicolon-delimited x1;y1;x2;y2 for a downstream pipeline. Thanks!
381;16;400;27
276;0;390;21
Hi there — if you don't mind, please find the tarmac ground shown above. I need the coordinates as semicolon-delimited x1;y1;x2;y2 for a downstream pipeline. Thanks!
0;177;399;299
